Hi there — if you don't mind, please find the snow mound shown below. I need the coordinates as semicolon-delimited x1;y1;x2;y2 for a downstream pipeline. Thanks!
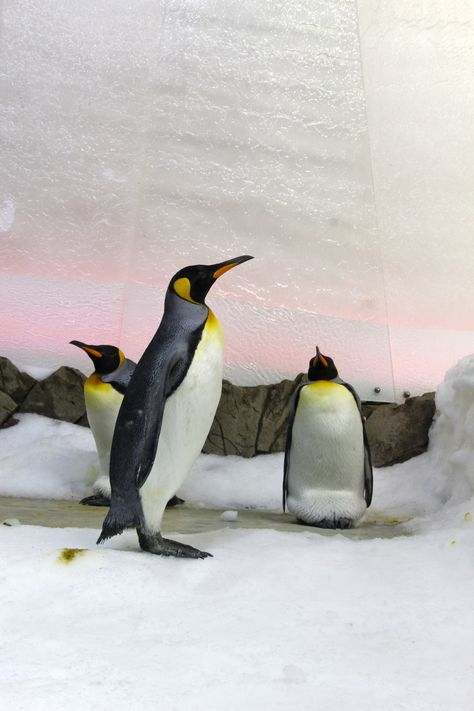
428;353;474;504
0;414;97;499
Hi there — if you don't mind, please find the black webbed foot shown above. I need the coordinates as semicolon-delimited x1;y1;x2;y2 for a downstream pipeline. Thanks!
166;495;185;508
81;494;183;508
80;494;111;507
297;516;354;530
137;528;212;559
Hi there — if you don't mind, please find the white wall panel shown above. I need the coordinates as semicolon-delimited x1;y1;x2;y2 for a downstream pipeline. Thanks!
120;0;394;397
1;1;472;399
0;1;166;283
357;0;474;397
0;273;124;374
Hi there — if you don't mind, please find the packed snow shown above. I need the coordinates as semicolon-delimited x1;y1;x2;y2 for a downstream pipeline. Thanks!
1;357;473;710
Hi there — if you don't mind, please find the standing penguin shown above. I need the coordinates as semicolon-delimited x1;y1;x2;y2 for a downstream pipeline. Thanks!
283;347;372;529
97;255;253;558
70;342;135;507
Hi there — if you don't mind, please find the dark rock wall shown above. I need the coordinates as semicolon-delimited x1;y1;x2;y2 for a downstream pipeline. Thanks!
365;393;436;467
203;375;306;457
0;356;436;467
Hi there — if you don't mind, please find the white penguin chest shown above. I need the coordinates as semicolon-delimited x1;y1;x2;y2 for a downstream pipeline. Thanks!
84;377;124;475
289;381;364;490
139;313;224;527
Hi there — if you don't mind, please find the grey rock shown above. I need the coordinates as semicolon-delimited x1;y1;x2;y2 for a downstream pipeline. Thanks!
75;412;90;428
361;400;391;420
203;375;306;457
0;391;18;427
203;376;435;465
0;357;36;404
1;352;437;467
365;392;436;467
19;366;86;424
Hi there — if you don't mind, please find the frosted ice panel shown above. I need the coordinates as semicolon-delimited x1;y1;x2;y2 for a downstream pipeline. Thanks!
358;0;474;332
0;273;124;373
130;0;389;326
0;0;165;282
389;327;474;400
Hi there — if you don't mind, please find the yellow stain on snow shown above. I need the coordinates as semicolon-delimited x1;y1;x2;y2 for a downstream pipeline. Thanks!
58;548;87;564
464;512;472;523
365;515;411;526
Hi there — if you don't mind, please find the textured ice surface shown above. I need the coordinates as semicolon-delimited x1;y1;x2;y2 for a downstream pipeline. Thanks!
1;1;473;399
358;0;474;396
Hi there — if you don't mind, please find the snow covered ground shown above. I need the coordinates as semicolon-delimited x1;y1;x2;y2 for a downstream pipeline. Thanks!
1;357;473;710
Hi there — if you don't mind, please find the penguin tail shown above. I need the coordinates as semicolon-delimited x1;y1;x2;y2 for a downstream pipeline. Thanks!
96;494;144;544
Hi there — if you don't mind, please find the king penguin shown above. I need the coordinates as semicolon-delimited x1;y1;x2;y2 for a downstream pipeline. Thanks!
70;341;185;509
70;341;135;506
283;347;373;529
97;255;253;558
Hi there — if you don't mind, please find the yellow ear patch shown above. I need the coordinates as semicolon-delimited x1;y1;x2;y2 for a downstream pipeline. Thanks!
118;349;125;366
174;277;198;303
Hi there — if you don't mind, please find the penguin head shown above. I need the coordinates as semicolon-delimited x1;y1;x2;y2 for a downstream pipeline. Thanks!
170;255;253;305
70;341;124;375
307;346;339;381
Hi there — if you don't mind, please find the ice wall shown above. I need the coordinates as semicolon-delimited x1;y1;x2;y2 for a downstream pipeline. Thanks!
0;1;473;400
358;0;474;398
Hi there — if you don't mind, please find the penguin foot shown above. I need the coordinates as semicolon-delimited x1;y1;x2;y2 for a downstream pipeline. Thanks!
137;529;212;559
298;516;354;530
80;494;111;507
80;494;183;508
166;495;185;508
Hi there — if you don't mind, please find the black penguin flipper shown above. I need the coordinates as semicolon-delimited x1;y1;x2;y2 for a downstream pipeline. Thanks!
96;352;187;543
340;381;373;507
283;384;305;512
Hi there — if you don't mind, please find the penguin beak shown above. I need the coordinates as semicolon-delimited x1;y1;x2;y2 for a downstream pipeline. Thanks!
314;346;328;368
70;341;103;358
212;255;253;280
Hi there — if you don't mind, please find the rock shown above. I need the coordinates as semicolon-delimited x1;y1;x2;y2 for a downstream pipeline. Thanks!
203;376;436;465
0;357;36;404
0;352;437;467
75;412;89;428
365;392;436;467
0;391;18;427
19;366;86;424
361;400;390;420
203;375;306;457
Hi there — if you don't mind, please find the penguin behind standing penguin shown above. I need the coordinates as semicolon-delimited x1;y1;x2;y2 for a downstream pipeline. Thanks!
97;255;253;558
70;341;135;506
283;347;372;529
70;341;185;509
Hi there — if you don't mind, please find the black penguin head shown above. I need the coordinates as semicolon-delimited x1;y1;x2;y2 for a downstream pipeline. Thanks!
169;255;253;305
307;346;339;381
70;341;124;375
